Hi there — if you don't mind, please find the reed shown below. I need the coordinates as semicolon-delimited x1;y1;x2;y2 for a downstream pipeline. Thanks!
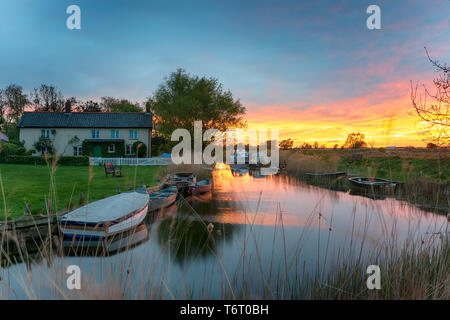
0;162;448;300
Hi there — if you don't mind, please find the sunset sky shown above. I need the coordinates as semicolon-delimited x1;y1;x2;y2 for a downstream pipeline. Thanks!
0;0;449;146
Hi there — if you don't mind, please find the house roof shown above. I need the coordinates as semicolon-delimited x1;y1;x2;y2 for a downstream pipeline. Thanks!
17;112;152;129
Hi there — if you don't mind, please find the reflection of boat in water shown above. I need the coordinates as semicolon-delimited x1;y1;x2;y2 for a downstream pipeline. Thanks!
58;188;149;239
62;224;149;256
192;179;212;195
349;177;403;190
148;186;178;211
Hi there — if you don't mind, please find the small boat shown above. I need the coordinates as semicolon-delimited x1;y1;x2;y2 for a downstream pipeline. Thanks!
172;172;196;185
305;171;347;178
148;187;177;211
348;177;402;189
192;179;212;195
58;188;149;239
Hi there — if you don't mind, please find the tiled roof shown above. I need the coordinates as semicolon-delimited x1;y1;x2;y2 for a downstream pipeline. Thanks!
17;112;152;128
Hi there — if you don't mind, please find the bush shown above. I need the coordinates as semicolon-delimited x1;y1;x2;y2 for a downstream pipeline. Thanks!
0;142;26;160
132;141;147;158
5;155;89;166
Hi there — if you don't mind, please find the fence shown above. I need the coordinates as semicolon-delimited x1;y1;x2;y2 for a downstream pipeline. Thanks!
89;157;172;166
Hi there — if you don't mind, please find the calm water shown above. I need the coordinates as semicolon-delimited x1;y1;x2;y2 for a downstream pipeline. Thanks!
1;167;447;299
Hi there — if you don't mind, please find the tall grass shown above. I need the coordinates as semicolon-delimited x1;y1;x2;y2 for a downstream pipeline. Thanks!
0;162;448;300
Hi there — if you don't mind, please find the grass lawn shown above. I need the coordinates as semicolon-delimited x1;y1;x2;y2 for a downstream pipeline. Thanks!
0;164;161;219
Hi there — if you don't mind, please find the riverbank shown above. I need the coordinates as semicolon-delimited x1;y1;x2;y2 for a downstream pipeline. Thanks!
0;164;159;219
281;149;450;212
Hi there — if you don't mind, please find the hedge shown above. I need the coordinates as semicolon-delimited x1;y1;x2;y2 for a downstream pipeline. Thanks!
4;155;89;166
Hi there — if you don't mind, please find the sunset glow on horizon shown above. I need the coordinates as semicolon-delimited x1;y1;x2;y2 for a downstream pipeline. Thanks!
0;0;448;147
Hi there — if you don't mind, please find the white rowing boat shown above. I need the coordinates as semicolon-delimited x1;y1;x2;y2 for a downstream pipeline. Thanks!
58;188;149;239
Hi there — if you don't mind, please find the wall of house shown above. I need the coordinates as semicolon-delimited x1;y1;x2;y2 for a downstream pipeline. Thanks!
19;128;152;157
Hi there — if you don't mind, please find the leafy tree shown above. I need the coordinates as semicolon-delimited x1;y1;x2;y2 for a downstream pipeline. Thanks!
279;138;294;150
3;84;28;123
101;97;143;112
410;48;449;147
149;69;246;138
342;132;367;149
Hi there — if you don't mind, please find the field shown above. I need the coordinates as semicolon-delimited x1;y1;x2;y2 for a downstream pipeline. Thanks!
0;163;160;219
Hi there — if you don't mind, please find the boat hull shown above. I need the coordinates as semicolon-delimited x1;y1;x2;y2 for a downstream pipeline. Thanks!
59;201;149;240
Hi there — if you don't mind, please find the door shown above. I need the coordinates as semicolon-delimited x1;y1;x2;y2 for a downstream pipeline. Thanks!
93;146;102;157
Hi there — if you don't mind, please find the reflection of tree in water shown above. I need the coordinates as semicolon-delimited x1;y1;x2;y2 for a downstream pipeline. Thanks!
156;216;239;265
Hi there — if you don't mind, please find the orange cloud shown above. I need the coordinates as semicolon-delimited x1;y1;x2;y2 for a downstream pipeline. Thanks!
244;80;431;147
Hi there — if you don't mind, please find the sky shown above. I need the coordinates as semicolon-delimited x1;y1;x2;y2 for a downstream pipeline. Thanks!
0;0;449;146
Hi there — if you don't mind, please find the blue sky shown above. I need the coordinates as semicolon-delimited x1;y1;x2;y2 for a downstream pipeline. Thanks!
1;0;449;145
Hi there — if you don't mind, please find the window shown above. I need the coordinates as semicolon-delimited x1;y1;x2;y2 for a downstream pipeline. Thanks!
125;144;134;155
111;129;120;139
73;146;82;156
108;144;115;153
41;129;51;138
41;146;48;155
129;130;138;140
91;130;100;139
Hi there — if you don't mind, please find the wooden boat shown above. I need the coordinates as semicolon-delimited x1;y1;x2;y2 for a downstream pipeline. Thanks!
192;179;212;195
62;224;149;256
348;177;401;189
148;187;177;211
171;172;196;185
58;188;149;239
305;171;347;178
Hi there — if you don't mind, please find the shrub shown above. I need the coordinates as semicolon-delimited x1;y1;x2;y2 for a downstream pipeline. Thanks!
5;155;89;166
0;142;26;161
133;141;147;158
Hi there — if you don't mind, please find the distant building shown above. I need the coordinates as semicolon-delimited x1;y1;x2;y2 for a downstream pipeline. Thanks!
17;112;153;157
386;146;396;150
0;132;9;142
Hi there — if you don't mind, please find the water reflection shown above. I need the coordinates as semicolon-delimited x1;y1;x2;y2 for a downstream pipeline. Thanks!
0;165;447;299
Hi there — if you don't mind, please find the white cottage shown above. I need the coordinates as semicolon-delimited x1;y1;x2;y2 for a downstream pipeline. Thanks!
17;112;153;157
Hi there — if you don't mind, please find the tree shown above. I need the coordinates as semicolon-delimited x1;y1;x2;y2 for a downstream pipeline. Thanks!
101;97;143;112
0;89;6;127
149;69;246;138
31;84;65;112
76;100;103;112
410;48;449;147
279;138;294;150
342;132;367;149
3;84;28;123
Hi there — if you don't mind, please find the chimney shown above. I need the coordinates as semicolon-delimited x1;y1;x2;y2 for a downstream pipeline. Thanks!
64;99;72;113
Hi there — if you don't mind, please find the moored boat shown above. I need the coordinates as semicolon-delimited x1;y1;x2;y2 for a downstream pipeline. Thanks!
58;188;149;239
171;172;197;185
148;187;177;211
348;177;401;189
192;179;212;195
